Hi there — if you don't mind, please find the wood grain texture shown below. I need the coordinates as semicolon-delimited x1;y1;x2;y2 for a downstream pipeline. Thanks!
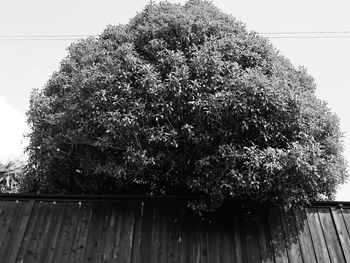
292;207;317;262
306;207;332;263
254;204;275;263
330;207;350;262
279;208;303;263
0;198;347;263
318;207;345;263
267;205;289;263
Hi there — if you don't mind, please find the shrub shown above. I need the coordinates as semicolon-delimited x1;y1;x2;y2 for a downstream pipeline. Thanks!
26;0;347;208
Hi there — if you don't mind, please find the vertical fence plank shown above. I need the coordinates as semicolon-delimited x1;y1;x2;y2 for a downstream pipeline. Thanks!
165;202;182;263
111;205;124;262
292;207;317;262
130;201;143;263
152;202;166;263
0;201;17;254
31;202;56;262
175;204;194;263
341;208;350;241
68;202;93;263
330;207;350;262
194;229;209;263
90;203;111;263
97;204;114;262
232;205;243;263
118;202;137;263
83;203;109;263
99;203;119;263
280;208;303;263
16;201;43;263
0;201;9;248
207;219;221;263
57;202;81;263
138;201;154;263
0;201;34;263
42;202;67;263
218;207;236;263
268;205;289;263
254;204;275;263
240;204;261;263
306;207;331;263
318;207;346;263
8;200;34;263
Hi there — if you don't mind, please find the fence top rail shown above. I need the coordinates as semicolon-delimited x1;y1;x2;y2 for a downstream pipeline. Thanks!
0;193;348;207
0;193;207;201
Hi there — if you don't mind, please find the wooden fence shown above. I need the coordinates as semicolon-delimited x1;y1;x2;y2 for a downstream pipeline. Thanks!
0;195;349;262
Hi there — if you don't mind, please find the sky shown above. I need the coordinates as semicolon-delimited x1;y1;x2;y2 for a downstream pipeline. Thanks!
1;0;350;199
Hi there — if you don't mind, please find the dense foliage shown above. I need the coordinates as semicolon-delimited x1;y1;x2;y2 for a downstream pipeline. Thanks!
26;0;347;207
0;160;25;193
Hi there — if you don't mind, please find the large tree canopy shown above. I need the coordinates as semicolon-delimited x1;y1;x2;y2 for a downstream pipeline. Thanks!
26;0;347;207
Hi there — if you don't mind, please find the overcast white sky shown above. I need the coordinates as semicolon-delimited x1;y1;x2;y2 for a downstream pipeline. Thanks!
1;0;350;199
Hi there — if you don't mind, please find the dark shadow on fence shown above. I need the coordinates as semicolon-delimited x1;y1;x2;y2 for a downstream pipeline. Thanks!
0;195;348;262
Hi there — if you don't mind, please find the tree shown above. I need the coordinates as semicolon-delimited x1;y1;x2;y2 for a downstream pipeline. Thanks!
26;0;347;208
0;159;24;193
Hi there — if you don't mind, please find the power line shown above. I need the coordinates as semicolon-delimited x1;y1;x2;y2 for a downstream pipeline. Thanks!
259;31;350;35
0;34;95;41
259;31;350;39
268;36;350;39
0;38;85;41
1;31;350;37
0;34;94;38
1;31;350;41
0;34;96;42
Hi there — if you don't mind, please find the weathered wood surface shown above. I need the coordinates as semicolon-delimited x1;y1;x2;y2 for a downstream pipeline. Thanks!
0;197;348;263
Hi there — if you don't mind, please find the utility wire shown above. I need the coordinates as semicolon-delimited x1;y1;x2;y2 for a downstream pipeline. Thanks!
0;34;93;38
260;31;350;38
0;38;87;41
1;31;350;41
268;36;350;39
0;34;94;41
259;31;350;35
